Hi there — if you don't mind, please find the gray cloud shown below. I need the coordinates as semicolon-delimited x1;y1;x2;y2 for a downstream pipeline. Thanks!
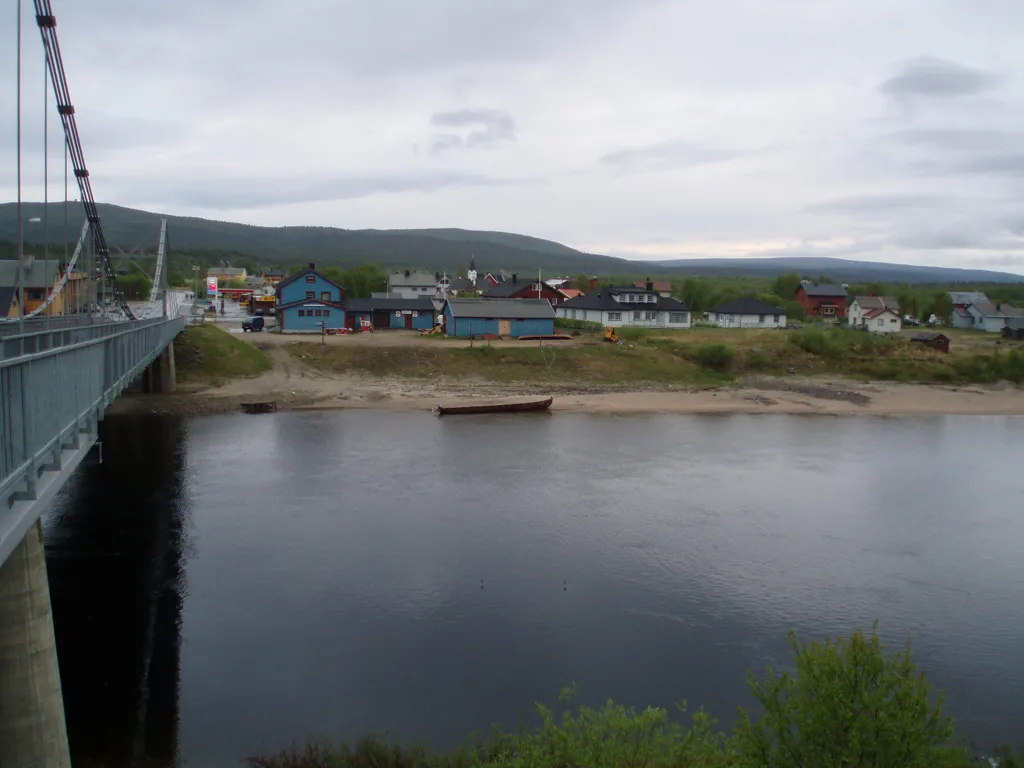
880;58;1000;98
600;141;741;173
884;129;1021;152
429;109;517;153
110;171;529;210
806;195;949;215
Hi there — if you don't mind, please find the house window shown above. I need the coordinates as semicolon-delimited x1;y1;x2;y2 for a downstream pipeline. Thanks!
759;314;765;324
822;306;836;315
669;312;687;324
890;318;898;324
608;312;621;321
324;310;331;317
773;315;780;323
877;318;884;327
298;310;305;317
305;276;316;283
570;309;577;319
633;310;642;321
306;291;315;299
321;291;331;301
315;310;323;317
644;311;656;321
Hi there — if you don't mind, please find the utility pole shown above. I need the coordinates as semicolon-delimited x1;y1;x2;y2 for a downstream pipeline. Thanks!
16;0;24;327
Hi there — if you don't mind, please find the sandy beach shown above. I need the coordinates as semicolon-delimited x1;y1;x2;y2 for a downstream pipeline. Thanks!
107;339;1024;416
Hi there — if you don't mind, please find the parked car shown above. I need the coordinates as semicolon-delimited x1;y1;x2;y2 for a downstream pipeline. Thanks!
242;316;265;332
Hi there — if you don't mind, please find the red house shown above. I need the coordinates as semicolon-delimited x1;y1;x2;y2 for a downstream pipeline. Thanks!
481;276;566;305
795;282;849;321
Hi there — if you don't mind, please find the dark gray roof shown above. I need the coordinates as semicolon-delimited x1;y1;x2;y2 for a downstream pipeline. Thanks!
481;280;549;298
708;297;785;315
0;259;68;289
799;283;848;298
444;298;555;319
344;297;435;312
911;332;948;341
0;286;17;317
558;292;689;311
1004;318;1024;331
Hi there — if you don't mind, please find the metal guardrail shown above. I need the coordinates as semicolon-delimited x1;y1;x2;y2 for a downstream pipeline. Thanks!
0;313;185;564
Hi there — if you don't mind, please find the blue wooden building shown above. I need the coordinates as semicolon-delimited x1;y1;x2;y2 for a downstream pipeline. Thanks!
276;264;346;333
343;297;436;330
441;298;555;338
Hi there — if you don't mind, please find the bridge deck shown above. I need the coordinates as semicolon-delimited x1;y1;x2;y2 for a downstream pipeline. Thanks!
0;314;185;565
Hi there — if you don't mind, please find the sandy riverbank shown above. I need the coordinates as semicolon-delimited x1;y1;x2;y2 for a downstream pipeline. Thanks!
106;345;1024;418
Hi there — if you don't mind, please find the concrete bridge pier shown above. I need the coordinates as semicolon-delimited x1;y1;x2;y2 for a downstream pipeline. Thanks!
0;520;72;768
142;342;176;394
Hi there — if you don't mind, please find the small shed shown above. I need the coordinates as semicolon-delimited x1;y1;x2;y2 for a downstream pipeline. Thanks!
441;298;555;338
910;332;950;354
1001;319;1024;340
343;297;436;330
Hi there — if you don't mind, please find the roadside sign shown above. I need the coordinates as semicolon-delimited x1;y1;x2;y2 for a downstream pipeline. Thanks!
206;276;218;297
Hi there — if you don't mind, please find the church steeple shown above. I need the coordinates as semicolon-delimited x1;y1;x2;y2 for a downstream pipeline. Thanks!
468;254;478;287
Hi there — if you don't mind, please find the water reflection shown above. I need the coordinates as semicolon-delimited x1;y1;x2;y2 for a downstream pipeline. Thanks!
45;415;187;767
41;411;1024;766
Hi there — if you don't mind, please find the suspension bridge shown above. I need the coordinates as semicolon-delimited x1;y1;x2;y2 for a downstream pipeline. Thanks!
1;3;187;765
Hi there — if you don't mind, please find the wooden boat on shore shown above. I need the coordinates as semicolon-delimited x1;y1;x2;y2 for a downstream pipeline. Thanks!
240;401;278;414
434;397;553;416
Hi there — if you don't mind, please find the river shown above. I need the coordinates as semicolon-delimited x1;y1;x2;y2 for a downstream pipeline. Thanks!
43;411;1024;767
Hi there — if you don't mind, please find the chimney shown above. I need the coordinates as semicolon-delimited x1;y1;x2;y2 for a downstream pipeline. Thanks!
646;278;654;292
512;273;517;284
25;254;34;270
588;277;597;292
309;262;315;270
405;270;411;278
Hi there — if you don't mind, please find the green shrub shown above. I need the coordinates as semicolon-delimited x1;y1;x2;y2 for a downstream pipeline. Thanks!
554;318;604;332
694;343;735;372
746;348;774;370
734;625;967;768
931;367;955;383
789;329;831;356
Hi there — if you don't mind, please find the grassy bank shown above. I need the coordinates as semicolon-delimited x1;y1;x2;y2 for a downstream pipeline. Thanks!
288;327;1024;388
253;626;1021;768
175;324;271;385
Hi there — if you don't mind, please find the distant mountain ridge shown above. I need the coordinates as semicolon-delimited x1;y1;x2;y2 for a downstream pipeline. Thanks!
1;203;1021;284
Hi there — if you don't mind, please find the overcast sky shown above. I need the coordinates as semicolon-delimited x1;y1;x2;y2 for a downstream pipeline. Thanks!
4;0;1024;272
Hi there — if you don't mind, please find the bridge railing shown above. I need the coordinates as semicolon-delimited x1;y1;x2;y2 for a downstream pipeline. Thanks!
0;315;185;563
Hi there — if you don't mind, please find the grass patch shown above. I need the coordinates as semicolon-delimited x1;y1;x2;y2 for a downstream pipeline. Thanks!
175;325;271;385
288;329;1024;389
289;341;729;388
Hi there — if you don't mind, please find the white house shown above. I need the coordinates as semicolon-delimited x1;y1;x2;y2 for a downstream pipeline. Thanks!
849;296;902;333
387;270;441;300
949;292;1007;332
556;285;691;328
705;297;786;328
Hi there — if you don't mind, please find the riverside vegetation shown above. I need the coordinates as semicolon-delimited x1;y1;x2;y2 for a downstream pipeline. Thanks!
291;325;1024;388
253;626;1021;768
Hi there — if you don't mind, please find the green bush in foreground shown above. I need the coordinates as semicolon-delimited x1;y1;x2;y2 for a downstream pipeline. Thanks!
254;626;1020;768
694;343;735;373
554;318;604;332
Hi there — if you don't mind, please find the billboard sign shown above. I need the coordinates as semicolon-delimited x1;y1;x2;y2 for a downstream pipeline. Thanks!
206;276;218;297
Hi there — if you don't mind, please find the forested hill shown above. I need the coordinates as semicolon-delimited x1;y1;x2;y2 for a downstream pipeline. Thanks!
1;202;1022;283
0;202;624;274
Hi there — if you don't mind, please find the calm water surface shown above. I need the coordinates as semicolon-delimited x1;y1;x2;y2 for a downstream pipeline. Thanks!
44;411;1024;767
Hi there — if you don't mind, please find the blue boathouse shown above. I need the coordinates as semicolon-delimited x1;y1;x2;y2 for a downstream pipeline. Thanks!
276;264;346;333
441;298;555;338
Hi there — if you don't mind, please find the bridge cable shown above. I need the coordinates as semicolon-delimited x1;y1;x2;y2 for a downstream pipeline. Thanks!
33;0;136;320
43;45;49;313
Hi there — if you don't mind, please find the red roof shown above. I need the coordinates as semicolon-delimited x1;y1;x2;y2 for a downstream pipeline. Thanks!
633;280;672;292
559;288;583;299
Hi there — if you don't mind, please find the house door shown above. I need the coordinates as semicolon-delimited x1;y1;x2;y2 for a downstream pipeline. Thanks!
405;314;413;329
373;310;390;328
498;319;511;336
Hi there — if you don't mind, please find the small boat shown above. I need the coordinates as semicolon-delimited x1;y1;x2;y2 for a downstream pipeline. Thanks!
434;397;553;416
517;334;573;341
240;401;278;414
